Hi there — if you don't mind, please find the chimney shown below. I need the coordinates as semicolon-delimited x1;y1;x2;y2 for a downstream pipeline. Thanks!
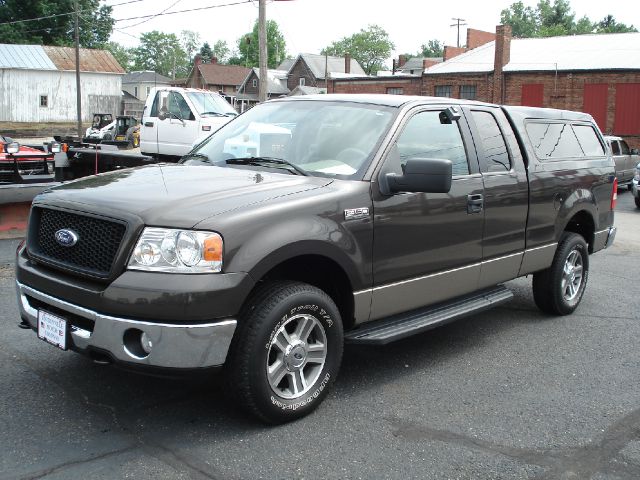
466;28;496;50
211;57;218;64
493;24;512;103
194;54;202;67
344;54;351;74
443;46;467;61
423;59;438;70
398;55;408;68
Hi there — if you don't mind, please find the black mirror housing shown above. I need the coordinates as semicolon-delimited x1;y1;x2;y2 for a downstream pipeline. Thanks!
382;158;453;195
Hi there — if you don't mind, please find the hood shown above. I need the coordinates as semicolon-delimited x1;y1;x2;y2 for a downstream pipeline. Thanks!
35;164;332;228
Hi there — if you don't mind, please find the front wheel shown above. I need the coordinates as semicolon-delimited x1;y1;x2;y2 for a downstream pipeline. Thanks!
532;232;589;315
225;281;343;424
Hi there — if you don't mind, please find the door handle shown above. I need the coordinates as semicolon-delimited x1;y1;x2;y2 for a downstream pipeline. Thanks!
467;194;484;214
144;122;154;127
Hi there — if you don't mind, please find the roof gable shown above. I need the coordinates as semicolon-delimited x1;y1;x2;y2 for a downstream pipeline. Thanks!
298;53;366;78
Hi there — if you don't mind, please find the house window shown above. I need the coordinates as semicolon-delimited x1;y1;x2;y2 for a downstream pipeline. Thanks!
434;85;452;97
252;79;257;88
387;87;404;95
146;86;151;96
460;85;477;100
299;77;306;86
134;86;138;98
39;95;48;107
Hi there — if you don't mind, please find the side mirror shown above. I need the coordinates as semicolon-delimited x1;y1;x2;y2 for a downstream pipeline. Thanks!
49;142;62;153
381;158;453;195
631;148;639;155
4;142;20;154
158;109;168;121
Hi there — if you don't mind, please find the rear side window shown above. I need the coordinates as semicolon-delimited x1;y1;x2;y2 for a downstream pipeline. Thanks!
610;140;620;155
471;111;511;172
526;122;583;160
573;125;605;156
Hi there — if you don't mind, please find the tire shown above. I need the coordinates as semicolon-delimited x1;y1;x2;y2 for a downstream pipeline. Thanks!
635;196;640;209
225;281;343;424
532;232;589;315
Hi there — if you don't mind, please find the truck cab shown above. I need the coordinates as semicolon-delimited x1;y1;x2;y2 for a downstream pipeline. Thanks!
140;87;238;158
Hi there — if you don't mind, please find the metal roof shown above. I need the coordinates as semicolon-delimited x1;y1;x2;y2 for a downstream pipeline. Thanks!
296;53;366;79
0;44;56;70
123;71;171;84
426;32;640;75
0;43;124;73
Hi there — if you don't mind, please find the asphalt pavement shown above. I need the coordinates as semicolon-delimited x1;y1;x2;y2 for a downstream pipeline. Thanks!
0;192;638;480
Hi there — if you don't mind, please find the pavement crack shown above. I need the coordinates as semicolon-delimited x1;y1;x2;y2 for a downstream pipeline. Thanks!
139;442;232;480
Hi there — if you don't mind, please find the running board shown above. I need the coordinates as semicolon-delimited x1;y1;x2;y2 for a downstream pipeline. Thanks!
345;285;513;345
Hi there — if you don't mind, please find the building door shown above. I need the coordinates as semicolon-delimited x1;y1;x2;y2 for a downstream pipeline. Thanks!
614;83;640;135
521;84;544;107
583;84;609;132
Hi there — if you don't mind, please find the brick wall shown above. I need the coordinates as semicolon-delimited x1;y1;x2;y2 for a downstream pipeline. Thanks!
443;46;467;61
331;77;422;95
422;73;493;100
467;28;496;49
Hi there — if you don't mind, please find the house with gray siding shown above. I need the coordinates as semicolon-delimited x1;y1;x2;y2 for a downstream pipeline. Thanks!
0;43;124;123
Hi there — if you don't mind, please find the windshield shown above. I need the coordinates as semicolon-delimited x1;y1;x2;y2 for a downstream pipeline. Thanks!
184;100;396;178
186;92;237;117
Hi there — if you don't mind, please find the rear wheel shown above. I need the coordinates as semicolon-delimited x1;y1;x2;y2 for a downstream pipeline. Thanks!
532;232;589;315
225;281;343;424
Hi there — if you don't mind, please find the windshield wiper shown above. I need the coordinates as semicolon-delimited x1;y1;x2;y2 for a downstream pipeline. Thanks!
227;157;308;176
180;152;211;164
201;111;234;117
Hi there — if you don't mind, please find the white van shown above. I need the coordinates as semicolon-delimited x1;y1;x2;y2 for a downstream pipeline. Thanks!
140;87;238;158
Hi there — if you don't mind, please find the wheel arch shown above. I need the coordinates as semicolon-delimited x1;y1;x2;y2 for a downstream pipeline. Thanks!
561;209;596;253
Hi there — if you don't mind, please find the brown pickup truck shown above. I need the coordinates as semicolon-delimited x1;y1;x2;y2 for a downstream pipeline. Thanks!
16;95;617;423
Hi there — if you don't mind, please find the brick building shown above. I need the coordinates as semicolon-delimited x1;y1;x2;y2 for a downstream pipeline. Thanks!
330;27;640;147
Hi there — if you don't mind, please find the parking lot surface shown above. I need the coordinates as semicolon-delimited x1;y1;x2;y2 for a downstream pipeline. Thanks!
0;192;638;480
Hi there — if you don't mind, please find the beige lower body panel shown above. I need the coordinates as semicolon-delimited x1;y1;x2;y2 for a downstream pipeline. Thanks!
518;243;558;276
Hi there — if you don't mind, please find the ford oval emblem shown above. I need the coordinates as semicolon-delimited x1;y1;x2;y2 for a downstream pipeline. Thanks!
54;229;79;247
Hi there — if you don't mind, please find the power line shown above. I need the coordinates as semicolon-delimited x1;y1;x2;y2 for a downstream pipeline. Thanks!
0;0;145;26
114;0;253;24
117;0;183;29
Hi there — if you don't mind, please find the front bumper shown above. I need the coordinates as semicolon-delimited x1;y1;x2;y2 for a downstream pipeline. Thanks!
17;281;237;369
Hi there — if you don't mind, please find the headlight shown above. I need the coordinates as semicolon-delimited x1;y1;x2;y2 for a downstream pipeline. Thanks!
128;228;223;273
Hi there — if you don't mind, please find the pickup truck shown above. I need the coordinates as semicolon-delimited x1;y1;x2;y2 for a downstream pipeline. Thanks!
139;87;237;159
603;135;640;190
15;95;617;424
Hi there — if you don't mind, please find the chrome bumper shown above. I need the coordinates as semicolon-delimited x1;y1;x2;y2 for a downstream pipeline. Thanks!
16;281;236;369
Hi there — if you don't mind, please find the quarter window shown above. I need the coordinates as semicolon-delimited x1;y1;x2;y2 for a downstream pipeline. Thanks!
434;85;452;98
395;110;469;176
526;122;584;160
620;140;631;155
610;140;620;155
471;111;511;172
573;125;605;156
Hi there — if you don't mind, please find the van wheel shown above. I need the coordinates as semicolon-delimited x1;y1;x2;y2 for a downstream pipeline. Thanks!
532;232;589;315
225;281;343;424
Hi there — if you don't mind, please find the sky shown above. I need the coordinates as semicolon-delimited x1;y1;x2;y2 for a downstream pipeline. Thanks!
109;0;639;63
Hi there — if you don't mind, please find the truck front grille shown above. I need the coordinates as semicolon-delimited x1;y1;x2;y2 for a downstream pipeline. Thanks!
29;207;127;279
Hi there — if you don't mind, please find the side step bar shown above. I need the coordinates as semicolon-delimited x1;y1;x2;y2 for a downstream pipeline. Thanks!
344;285;513;345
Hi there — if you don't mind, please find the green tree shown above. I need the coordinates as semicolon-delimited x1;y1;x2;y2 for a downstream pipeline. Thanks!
199;42;213;63
234;19;286;68
180;30;201;62
105;41;132;71
596;15;637;33
419;39;444;58
0;0;114;47
212;40;230;63
322;24;394;75
131;31;189;78
501;0;637;38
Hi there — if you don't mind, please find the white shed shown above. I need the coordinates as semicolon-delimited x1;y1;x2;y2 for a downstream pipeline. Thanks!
0;44;124;123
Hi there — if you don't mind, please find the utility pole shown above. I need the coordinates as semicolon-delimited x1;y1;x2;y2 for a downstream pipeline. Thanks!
258;0;268;103
74;0;82;138
450;17;467;48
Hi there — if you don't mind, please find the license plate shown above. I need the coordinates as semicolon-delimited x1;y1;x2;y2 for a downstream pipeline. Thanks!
37;310;67;350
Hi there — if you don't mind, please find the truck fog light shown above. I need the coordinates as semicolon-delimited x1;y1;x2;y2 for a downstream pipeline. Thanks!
141;332;153;354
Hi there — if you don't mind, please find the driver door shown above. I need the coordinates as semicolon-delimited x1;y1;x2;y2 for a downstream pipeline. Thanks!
155;91;199;156
369;107;485;321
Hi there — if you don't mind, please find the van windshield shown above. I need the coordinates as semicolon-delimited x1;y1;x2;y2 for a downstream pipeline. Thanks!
183;100;396;179
186;92;237;117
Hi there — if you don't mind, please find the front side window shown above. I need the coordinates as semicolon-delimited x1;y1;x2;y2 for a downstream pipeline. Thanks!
395;110;469;176
526;122;584;160
186;100;396;179
620;140;631;155
471;111;511;172
168;92;195;121
434;85;452;98
610;140;620;155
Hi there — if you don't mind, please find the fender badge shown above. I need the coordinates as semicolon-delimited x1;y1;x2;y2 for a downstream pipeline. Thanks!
344;207;370;220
